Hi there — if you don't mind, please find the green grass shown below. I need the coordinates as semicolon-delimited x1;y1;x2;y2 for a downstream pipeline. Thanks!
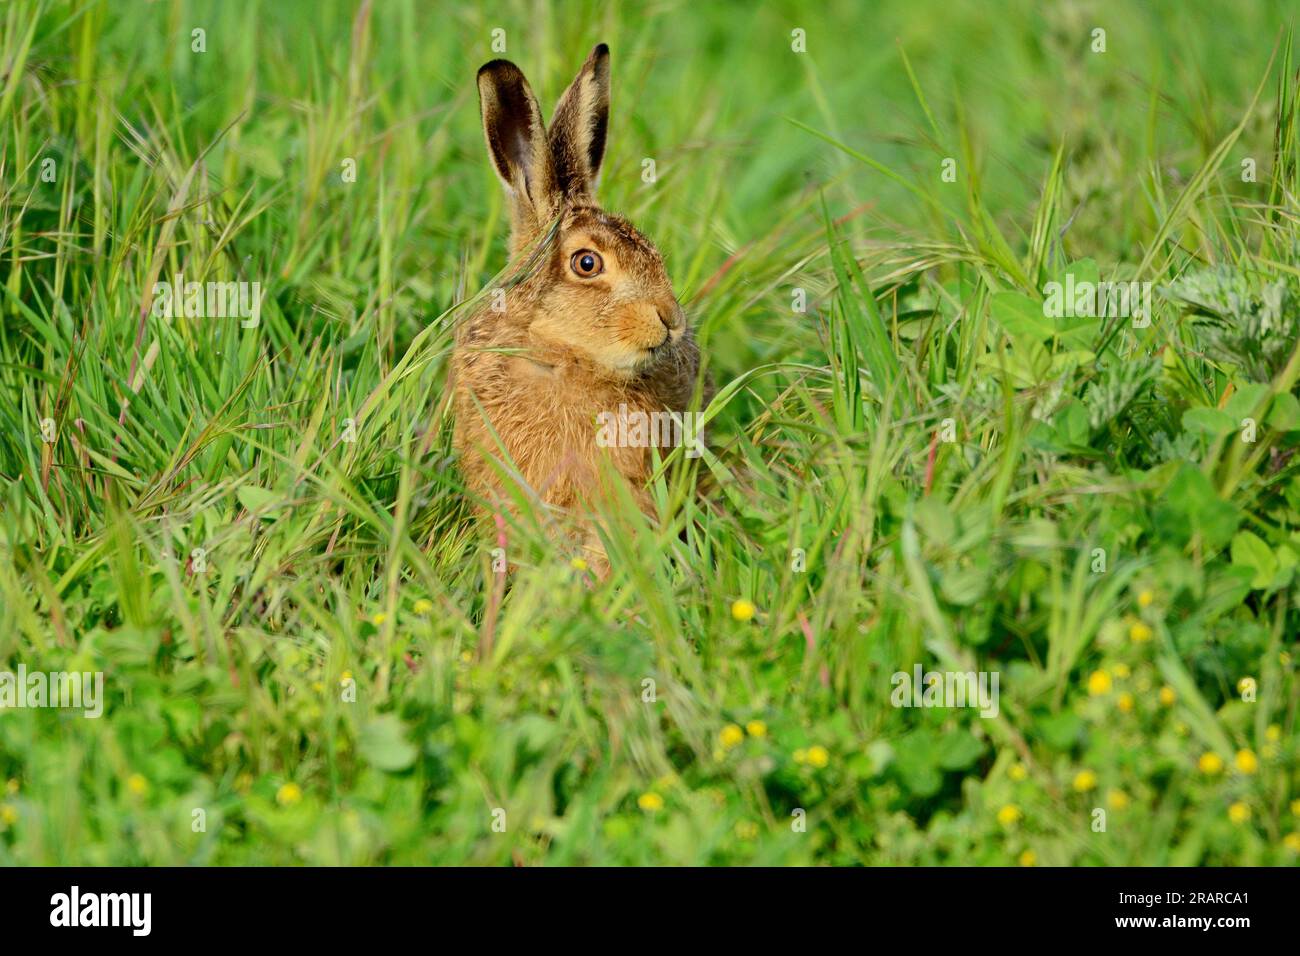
1;0;1299;865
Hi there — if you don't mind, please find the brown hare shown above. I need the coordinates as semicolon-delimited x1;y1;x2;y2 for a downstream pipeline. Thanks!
453;43;705;561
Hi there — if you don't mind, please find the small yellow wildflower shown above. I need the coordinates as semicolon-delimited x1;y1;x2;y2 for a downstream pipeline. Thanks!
637;792;664;812
1087;670;1112;696
126;773;148;796
413;599;433;615
569;557;588;572
1158;686;1176;707
1285;832;1300;853
1113;663;1131;679
1266;724;1281;743
731;599;756;622
1137;589;1154;608
720;724;745;749
1228;802;1251;825
1018;849;1037;867
341;670;353;683
745;720;767;739
1291;799;1300;817
1129;621;1153;643
0;804;17;826
1197;752;1224;775
1234;749;1259;775
997;804;1022;827
806;745;830;769
1009;762;1028;782
276;783;303;806
371;612;388;626
1073;770;1098;793
1237;676;1255;695
1107;789;1130;811
1117;692;1134;714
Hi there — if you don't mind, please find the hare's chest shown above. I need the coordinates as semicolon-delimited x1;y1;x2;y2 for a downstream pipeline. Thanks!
505;370;657;480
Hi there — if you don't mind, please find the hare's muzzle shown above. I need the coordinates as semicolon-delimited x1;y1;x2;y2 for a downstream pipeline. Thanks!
656;300;686;336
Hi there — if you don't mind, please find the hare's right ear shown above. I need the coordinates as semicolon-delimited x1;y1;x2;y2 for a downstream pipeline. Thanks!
478;60;560;232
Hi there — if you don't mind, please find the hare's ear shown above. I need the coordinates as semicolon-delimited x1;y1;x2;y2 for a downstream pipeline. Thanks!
478;59;560;227
548;43;610;200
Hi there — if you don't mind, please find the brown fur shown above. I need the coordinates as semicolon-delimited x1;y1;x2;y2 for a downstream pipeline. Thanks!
454;44;705;550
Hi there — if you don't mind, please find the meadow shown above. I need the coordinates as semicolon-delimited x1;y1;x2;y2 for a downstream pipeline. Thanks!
0;0;1298;865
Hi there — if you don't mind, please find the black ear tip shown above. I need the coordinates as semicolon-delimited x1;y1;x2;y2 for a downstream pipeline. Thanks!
592;42;609;59
478;59;521;80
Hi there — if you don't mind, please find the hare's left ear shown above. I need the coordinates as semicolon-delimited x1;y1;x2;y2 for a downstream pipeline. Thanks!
548;43;611;201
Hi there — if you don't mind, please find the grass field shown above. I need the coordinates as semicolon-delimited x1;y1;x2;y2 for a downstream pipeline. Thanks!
1;0;1299;865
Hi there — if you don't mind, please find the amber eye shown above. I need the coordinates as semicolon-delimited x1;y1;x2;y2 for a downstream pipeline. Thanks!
570;249;604;278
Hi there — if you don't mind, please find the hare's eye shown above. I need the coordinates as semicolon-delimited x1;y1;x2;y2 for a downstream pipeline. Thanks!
570;249;604;278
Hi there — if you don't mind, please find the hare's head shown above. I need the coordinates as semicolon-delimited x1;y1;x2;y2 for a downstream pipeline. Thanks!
477;44;687;375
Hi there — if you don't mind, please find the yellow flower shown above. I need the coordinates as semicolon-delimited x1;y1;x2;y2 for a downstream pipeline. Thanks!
1107;789;1130;811
1137;589;1154;608
1018;849;1037;867
719;724;744;749
745;720;767;739
0;804;17;826
1285;832;1300;853
1117;692;1134;713
730;599;756;622
1234;749;1258;774
1197;752;1224;775
1087;670;1112;695
1266;724;1281;743
340;669;353;683
1237;676;1254;695
413;599;433;614
311;680;324;693
637;792;664;812
126;773;148;796
371;612;388;626
1009;762;1028;782
1291;799;1300;817
997;804;1022;827
792;748;808;765
1228;802;1251;825
569;557;588;572
276;783;303;806
1113;663;1130;679
1073;770;1098;793
806;745;830;769
1129;621;1153;643
1158;686;1176;707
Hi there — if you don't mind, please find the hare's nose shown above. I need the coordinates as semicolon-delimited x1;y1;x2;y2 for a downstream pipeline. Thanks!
657;302;685;333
